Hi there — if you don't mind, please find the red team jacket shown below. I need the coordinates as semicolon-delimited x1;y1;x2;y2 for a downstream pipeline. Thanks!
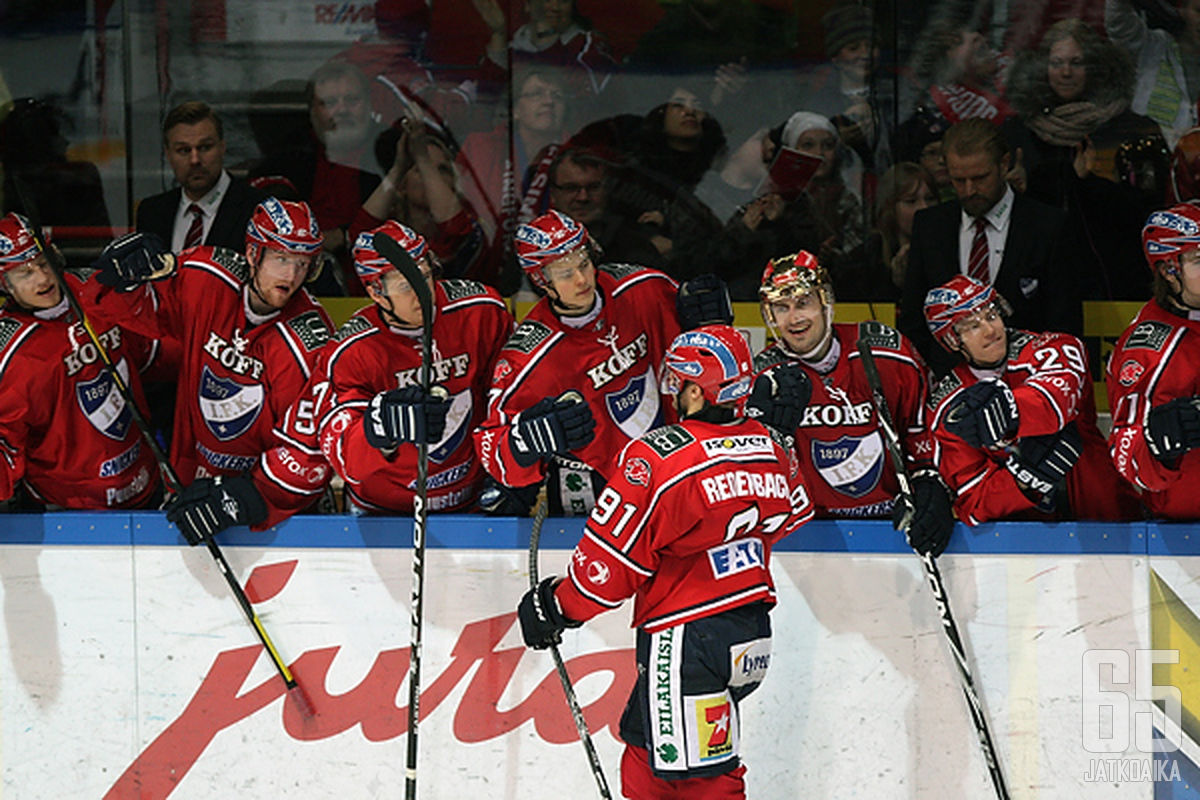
554;418;814;633
474;264;680;490
754;321;931;517
1107;299;1200;518
253;280;512;525
83;246;332;482
932;328;1139;524
0;274;160;508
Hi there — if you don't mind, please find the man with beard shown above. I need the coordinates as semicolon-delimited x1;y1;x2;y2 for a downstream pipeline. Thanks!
899;118;1081;376
136;102;264;253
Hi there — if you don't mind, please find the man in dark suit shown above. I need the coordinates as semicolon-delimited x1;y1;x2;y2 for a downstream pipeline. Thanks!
900;118;1081;376
136;102;263;253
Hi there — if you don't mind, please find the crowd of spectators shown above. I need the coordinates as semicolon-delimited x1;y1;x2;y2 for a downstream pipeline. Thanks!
6;0;1200;527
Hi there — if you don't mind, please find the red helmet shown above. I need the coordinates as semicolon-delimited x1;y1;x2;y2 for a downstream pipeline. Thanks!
661;324;754;406
1143;202;1200;269
0;212;43;276
245;198;324;262
513;210;590;291
923;275;1009;351
352;220;429;288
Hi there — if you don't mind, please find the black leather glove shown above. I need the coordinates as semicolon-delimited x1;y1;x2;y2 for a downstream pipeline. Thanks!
1146;397;1200;464
509;391;596;467
676;273;733;329
517;576;580;649
94;232;176;291
1004;423;1083;505
943;379;1019;448
363;385;451;451
165;475;268;546
744;362;812;435
895;470;955;557
478;477;541;516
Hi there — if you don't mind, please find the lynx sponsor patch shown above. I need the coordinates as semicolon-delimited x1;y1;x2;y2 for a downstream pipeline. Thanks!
729;637;771;688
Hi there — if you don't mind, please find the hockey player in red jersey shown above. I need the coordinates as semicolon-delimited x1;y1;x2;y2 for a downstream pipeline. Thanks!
474;209;728;516
164;221;513;539
752;250;955;555
1107;201;1200;518
87;199;333;499
0;213;160;509
517;324;813;800
926;275;1140;523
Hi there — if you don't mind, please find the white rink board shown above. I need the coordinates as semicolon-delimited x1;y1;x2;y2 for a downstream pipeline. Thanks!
0;545;1157;799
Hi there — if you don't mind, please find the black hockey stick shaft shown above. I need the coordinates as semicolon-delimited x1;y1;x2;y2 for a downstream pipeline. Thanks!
855;337;1010;800
528;492;613;800
13;192;304;703
372;233;434;800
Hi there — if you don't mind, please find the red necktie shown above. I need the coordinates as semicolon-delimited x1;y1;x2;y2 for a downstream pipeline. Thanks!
183;203;204;251
967;217;989;283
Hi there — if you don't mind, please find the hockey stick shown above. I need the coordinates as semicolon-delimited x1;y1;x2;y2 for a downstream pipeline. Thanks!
855;336;1010;800
10;187;310;712
528;478;613;800
372;232;435;800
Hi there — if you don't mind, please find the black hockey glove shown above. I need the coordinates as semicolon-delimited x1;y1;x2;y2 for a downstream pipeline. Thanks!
1004;422;1083;506
517;576;581;649
1146;396;1200;464
363;385;451;452
676;273;734;329
165;475;268;546
943;379;1019;448
94;231;176;291
478;476;541;516
895;470;955;557
509;391;596;467
744;362;812;436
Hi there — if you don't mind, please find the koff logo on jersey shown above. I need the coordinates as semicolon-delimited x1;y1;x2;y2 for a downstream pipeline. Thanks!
64;324;123;376
587;329;650;389
203;331;265;379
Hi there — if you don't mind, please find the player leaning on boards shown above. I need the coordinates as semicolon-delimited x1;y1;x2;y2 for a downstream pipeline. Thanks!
473;209;731;517
167;220;514;537
517;324;814;800
924;275;1139;523
1107;201;1200;518
752;250;955;556
0;213;161;510
84;198;333;539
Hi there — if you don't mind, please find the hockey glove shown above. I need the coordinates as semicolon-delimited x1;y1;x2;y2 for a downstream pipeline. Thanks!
676;273;734;329
94;232;176;291
897;470;955;557
509;391;596;467
943;379;1019;448
744;362;812;436
1004;422;1083;506
517;576;581;649
1146;396;1200;464
165;476;268;546
478;476;541;516
363;385;451;452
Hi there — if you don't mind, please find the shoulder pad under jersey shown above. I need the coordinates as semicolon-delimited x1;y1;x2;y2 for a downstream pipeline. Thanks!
504;319;554;355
